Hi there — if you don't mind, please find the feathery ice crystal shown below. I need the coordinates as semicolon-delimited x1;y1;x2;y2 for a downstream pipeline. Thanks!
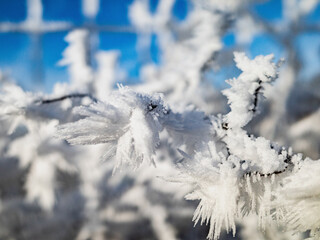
57;86;168;171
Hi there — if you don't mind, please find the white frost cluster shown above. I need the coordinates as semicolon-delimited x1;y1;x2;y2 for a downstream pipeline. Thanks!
7;120;76;211
55;52;320;240
57;86;168;171
0;83;42;134
58;30;93;92
168;53;318;240
223;52;278;128
276;158;320;236
173;149;240;240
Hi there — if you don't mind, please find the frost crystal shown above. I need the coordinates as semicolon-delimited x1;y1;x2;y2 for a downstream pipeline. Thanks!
223;52;278;128
170;146;242;240
57;86;168;171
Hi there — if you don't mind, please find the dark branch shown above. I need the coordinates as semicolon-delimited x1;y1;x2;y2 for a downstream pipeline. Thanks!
147;103;158;112
221;79;264;130
245;169;286;178
35;93;97;104
251;80;262;113
245;153;293;178
222;122;229;130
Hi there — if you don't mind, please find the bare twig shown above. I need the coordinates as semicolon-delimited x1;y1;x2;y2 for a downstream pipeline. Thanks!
35;93;97;104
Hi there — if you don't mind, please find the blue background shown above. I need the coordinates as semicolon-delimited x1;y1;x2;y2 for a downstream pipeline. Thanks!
0;0;319;92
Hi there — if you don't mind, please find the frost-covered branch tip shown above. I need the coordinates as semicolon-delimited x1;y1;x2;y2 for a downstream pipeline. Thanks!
57;86;169;172
222;52;280;129
172;133;308;240
168;53;313;240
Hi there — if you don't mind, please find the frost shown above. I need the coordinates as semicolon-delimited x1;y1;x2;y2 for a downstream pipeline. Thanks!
0;83;41;134
58;30;93;92
82;0;100;19
55;53;312;240
276;159;320;236
94;51;119;100
1;1;320;239
222;53;278;129
185;161;239;240
57;87;168;171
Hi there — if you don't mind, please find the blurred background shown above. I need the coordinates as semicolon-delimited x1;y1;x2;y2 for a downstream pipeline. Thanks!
1;0;319;91
0;0;189;91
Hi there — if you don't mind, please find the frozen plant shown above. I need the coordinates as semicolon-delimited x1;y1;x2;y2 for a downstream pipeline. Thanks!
56;52;320;240
57;85;168;172
1;0;320;239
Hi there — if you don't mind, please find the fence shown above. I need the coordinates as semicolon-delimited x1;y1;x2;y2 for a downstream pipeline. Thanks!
0;0;142;90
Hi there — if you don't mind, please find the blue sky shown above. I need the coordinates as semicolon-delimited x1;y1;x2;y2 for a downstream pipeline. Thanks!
0;0;319;92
